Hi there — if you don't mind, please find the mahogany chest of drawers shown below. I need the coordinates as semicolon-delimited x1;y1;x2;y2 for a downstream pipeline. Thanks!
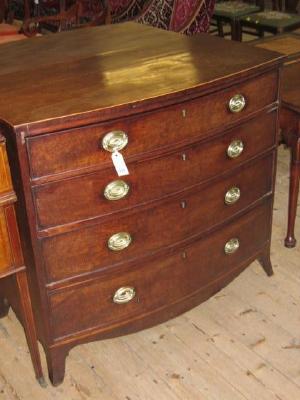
0;22;283;385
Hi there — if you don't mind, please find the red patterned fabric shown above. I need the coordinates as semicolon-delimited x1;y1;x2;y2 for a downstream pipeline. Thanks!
111;0;215;34
110;0;145;21
172;0;215;34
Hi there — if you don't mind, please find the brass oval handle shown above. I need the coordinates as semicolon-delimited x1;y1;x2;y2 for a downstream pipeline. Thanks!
104;180;130;201
113;287;136;304
108;232;132;251
227;140;244;159
102;130;128;152
225;187;241;205
229;94;246;113
224;238;240;255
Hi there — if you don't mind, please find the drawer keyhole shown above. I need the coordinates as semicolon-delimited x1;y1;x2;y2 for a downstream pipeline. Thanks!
182;153;187;161
181;251;187;260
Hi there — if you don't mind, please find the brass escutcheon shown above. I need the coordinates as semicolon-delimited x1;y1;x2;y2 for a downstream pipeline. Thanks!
102;130;128;152
227;140;244;159
104;180;130;201
108;232;132;251
113;287;136;304
229;94;246;113
225;187;241;205
224;238;240;255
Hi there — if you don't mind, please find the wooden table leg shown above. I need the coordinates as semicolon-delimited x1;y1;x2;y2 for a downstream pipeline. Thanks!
15;271;46;386
230;20;238;41
216;18;224;37
24;0;31;21
0;296;10;317
231;19;242;41
285;132;300;248
0;0;6;22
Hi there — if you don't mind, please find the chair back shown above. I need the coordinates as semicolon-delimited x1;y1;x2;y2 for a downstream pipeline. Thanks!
271;0;299;12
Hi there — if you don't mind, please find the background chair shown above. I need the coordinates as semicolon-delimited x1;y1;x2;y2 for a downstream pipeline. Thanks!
21;0;109;36
212;0;262;40
239;0;300;40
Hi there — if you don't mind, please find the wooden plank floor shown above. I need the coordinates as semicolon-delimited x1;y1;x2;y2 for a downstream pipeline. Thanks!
0;145;299;399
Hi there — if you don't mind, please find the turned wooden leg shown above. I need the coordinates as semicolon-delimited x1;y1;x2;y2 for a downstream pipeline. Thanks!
0;3;3;23
0;296;10;318
285;136;300;248
258;247;274;277
0;0;6;22
236;21;242;42
231;20;241;41
23;0;30;21
15;271;45;386
46;346;69;386
216;19;224;37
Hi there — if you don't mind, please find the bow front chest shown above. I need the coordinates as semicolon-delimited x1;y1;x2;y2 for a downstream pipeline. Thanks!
0;22;283;385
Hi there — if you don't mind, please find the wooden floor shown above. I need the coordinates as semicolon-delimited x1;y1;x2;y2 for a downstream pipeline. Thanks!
0;145;299;399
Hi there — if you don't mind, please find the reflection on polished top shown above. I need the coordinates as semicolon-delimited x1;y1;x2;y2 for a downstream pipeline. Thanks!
0;22;282;129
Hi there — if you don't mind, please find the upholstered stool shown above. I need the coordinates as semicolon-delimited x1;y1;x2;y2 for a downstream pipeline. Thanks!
239;10;300;39
213;1;261;40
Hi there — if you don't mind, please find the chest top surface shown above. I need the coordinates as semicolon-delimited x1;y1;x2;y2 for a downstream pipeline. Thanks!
0;22;282;131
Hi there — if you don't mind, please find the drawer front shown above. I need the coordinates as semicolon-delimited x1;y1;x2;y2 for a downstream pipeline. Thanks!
0;207;13;274
27;71;278;179
0;139;12;195
42;154;274;283
34;111;276;229
49;200;272;340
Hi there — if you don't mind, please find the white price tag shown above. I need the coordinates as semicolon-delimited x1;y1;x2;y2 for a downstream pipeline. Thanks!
111;151;129;176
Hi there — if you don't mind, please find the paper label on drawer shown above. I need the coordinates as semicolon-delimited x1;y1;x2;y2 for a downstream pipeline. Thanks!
112;151;129;176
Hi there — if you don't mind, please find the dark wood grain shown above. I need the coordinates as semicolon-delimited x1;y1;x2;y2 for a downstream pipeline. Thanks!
42;153;274;284
0;206;13;275
282;62;300;113
49;200;272;341
33;112;276;231
0;136;16;277
27;71;277;180
0;136;13;195
252;33;300;62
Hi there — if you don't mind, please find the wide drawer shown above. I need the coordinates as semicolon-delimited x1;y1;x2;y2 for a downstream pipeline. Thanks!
49;200;272;340
33;111;276;229
42;153;274;283
27;71;278;179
